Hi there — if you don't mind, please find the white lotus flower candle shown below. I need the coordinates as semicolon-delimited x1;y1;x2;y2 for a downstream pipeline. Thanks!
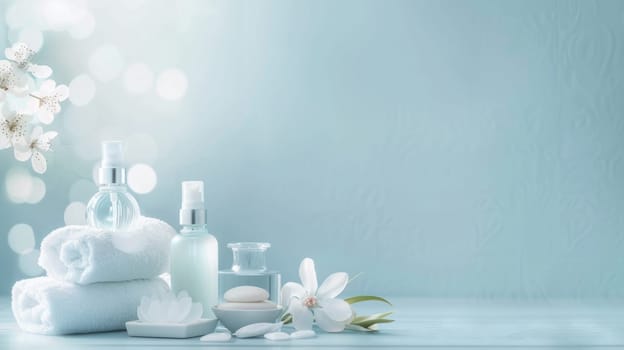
137;290;203;324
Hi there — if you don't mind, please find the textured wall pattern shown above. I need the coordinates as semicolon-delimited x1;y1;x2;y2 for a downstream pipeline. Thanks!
1;0;624;297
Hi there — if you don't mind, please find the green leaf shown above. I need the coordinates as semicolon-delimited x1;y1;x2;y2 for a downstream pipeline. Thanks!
345;295;392;306
356;318;395;329
346;324;377;332
352;311;394;324
281;313;292;324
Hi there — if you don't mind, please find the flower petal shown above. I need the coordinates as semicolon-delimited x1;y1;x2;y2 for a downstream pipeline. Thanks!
25;97;40;113
55;84;69;101
289;301;314;331
31;150;47;174
182;302;202;323
169;296;191;323
29;64;52;79
299;258;318;294
5;47;17;61
314;307;348;333
0;90;5;102
37;110;54;124
281;282;305;307
10;85;29;97
13;143;32;161
317;298;353;323
317;272;349;299
0;138;10;150
39;79;56;94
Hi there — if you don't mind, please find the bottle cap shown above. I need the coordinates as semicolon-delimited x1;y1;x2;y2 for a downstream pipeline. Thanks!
101;141;124;168
180;181;207;225
181;181;205;209
98;141;126;185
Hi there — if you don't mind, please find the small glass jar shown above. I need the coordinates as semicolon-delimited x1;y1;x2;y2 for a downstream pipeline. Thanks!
219;242;281;304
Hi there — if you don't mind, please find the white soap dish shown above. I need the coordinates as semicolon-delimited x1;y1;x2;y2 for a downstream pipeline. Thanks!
126;318;218;338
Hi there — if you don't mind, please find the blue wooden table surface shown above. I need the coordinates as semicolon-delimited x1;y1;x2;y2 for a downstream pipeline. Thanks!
2;297;624;349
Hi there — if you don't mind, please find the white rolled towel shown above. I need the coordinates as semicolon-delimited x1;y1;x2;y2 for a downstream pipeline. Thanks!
12;277;169;335
39;217;175;284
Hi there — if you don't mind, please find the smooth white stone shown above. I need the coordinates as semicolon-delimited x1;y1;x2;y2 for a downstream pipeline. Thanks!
218;301;277;310
265;332;290;341
290;330;316;339
200;332;232;342
224;286;270;303
234;322;282;338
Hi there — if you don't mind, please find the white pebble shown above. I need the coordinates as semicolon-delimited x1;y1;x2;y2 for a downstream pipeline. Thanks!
218;301;277;310
224;286;270;303
290;330;316;339
200;332;232;342
265;332;290;341
234;322;282;338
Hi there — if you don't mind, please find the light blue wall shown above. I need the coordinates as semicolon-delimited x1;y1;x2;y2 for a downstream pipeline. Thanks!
2;0;624;298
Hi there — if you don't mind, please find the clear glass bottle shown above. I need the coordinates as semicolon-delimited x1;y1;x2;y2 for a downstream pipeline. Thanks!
170;181;219;318
86;141;140;231
219;242;281;304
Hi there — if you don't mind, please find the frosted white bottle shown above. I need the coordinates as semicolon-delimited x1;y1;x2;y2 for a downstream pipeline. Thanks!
170;181;218;318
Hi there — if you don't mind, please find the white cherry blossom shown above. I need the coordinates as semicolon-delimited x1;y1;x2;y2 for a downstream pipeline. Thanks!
0;106;31;149
5;42;53;79
14;126;58;174
281;258;353;332
0;60;28;101
28;80;69;124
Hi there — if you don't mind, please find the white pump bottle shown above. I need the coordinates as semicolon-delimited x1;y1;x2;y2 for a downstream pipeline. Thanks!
170;181;219;318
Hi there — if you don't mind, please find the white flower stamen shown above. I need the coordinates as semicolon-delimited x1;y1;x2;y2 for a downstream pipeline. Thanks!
303;296;317;308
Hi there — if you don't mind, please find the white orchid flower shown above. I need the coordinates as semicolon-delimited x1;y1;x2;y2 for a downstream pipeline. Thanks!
0;60;28;101
0;105;31;149
281;258;353;332
28;80;69;124
5;42;53;79
14;126;57;174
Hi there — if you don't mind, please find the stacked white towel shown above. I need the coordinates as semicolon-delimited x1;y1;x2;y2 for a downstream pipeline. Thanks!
11;217;176;335
39;217;175;284
12;277;168;335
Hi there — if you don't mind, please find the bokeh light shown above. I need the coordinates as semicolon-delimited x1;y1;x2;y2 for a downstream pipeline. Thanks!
127;164;157;194
69;74;96;106
68;11;95;39
18;27;44;51
5;167;32;203
69;179;97;203
156;68;188;100
88;44;124;82
5;167;47;204
26;177;46;204
123;63;154;95
40;0;89;31
64;201;87;225
18;249;44;276
126;133;158;164
8;224;35;255
5;2;23;29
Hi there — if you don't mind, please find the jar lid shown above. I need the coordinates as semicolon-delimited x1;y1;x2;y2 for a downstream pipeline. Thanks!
227;242;271;251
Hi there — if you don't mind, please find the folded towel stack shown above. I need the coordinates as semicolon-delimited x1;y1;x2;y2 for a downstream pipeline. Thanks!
11;217;175;335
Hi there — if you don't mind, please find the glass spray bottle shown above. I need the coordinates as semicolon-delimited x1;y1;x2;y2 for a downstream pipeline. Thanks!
170;181;219;318
86;141;140;231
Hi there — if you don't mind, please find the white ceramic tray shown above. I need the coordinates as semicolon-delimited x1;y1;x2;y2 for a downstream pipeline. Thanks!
126;318;218;338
